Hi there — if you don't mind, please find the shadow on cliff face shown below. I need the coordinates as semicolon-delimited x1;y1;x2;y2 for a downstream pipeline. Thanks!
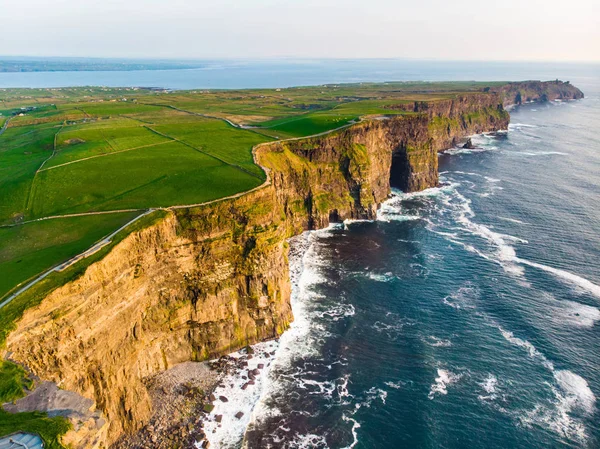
390;151;410;192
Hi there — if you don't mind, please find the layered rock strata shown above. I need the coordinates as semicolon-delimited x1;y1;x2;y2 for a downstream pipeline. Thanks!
7;85;566;447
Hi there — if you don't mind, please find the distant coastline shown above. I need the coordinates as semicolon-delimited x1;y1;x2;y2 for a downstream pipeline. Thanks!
0;59;597;90
0;57;212;73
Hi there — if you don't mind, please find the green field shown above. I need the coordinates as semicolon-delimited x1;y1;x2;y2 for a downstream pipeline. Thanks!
0;212;139;299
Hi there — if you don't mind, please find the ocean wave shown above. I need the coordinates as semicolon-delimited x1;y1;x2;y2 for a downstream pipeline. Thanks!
478;374;499;401
491;321;596;443
516;257;600;299
242;231;337;446
341;415;361;449
511;151;568;157
554;370;596;414
424;336;452;347
497;216;527;225
366;271;396;282
362;387;388;407
202;341;279;449
442;283;478;310
372;318;414;339
519;370;596;443
444;147;491;156
428;369;462;399
286;433;329;449
318;303;356;321
342;218;373;229
497;325;555;371
509;123;538;129
384;380;405;390
552;299;600;328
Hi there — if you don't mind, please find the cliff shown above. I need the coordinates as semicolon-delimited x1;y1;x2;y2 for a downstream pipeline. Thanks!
490;80;584;107
0;91;521;447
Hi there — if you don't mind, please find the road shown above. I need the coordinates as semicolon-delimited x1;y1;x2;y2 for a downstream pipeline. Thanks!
0;210;154;310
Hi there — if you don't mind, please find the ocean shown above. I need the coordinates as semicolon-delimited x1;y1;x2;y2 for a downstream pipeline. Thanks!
0;59;598;90
194;66;600;448
4;60;598;448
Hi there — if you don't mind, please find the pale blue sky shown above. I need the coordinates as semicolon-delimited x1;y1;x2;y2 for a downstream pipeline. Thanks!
2;0;599;61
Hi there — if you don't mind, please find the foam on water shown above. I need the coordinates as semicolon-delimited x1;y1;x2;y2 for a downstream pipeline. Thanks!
341;415;361;449
509;123;538;129
442;284;478;310
202;342;279;449
497;216;527;225
428;369;462;399
425;336;452;347
497;325;555;371
366;271;396;283
516;257;600;299
519;370;596;443
511;151;568;157
242;229;361;447
478;374;499;401
494;322;596;443
383;380;405;390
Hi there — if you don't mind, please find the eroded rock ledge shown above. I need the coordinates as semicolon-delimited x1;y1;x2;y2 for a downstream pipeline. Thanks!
4;82;581;448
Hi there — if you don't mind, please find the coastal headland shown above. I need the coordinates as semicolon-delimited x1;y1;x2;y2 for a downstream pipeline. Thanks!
0;80;583;448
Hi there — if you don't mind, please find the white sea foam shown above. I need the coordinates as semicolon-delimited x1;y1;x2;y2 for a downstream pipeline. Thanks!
341;415;361;449
362;387;388;407
201;341;279;449
286;433;329;449
497;326;555;371
490;322;596;442
425;336;452;347
428;369;462;399
554;370;596;414
512;151;568;157
516;257;600;299
478;374;499;401
384;380;404;390
206;231;332;448
553;300;600;327
497;216;527;224
519;370;596;443
319;303;356;321
451;190;525;275
442;284;478;310
343;218;373;229
509;123;538;129
366;271;395;282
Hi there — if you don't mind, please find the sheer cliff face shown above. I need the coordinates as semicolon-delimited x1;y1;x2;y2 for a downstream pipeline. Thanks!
492;80;584;107
5;95;510;447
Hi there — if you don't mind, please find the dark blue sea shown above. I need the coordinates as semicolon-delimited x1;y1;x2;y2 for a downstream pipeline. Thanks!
5;60;598;448
201;65;600;449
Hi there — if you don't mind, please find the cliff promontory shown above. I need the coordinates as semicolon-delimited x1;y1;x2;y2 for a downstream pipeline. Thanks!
490;79;584;107
3;81;579;448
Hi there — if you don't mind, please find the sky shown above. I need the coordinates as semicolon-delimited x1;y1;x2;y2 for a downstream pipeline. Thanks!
2;0;599;61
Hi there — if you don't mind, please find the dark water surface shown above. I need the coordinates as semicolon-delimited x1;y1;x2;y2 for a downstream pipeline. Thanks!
234;73;600;448
0;60;598;90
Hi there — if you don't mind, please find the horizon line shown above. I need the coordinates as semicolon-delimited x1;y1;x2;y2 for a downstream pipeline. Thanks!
1;55;599;64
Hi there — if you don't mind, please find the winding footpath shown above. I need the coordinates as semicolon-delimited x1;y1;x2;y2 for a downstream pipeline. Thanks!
0;117;11;136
